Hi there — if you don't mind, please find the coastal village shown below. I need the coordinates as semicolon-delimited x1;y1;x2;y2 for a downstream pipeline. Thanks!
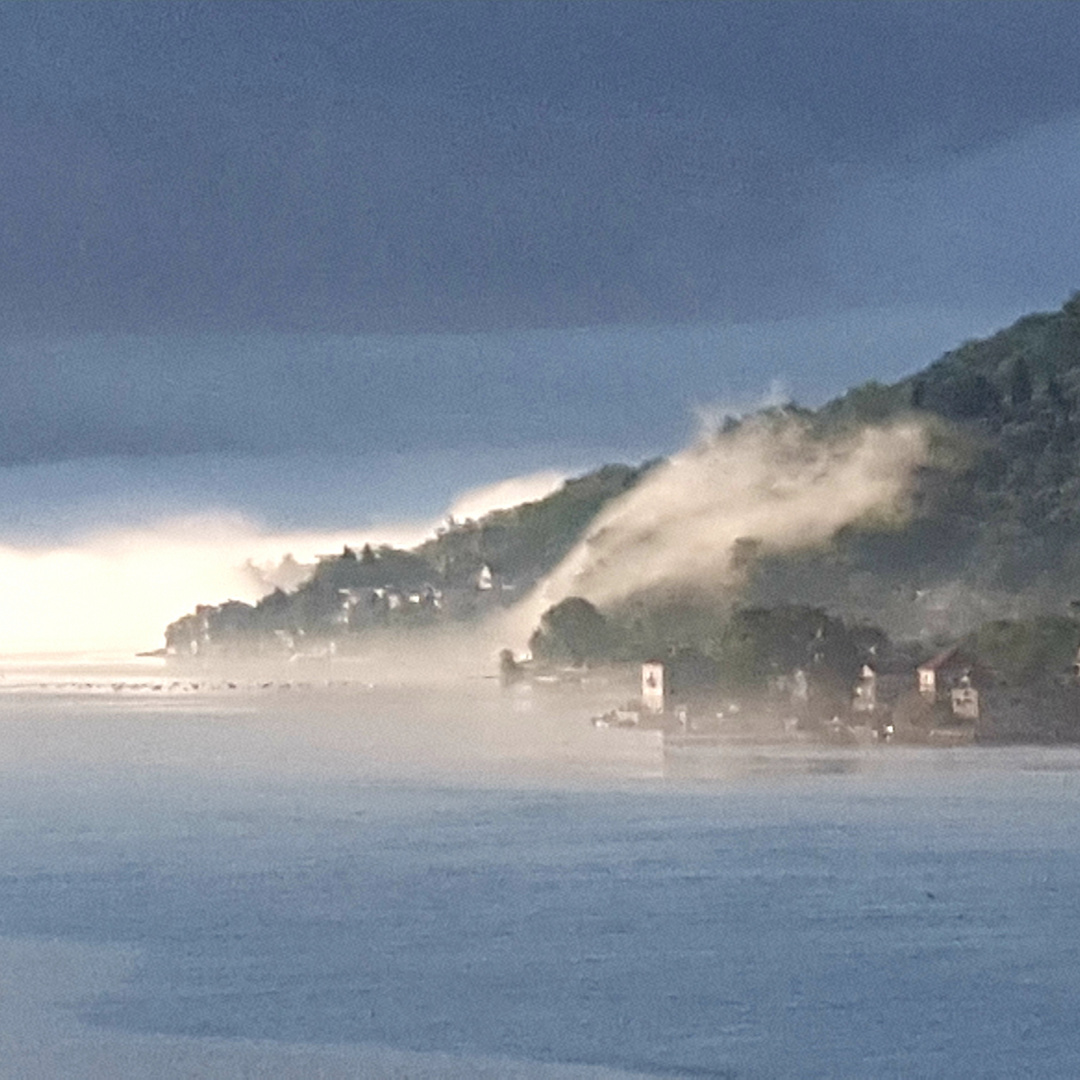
164;549;518;660
159;286;1080;751
163;538;1080;748
569;641;1080;748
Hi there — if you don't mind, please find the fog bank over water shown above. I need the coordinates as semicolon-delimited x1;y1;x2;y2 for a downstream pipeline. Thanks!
0;297;1042;655
0;462;570;655
0;410;930;656
3;685;1080;1078
0;299;1041;656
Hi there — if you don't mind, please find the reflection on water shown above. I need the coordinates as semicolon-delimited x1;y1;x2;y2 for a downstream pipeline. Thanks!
665;744;866;780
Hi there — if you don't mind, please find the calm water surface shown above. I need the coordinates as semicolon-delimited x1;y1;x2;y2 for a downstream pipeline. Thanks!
1;677;1078;1078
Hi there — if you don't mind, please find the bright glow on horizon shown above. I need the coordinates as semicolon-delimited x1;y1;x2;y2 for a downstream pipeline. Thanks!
0;516;434;656
0;467;583;655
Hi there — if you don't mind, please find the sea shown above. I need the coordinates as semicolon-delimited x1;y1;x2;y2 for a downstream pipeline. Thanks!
1;656;1079;1078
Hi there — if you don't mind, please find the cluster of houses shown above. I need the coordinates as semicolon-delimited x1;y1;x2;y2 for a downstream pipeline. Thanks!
335;564;515;629
165;562;516;660
591;644;1080;746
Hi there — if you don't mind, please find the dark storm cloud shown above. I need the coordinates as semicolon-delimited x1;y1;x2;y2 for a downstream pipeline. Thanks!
2;1;1079;335
1;2;1079;471
822;115;1080;311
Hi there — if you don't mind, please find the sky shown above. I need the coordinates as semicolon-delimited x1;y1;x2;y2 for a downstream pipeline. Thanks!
3;3;1080;465
1;1;1080;647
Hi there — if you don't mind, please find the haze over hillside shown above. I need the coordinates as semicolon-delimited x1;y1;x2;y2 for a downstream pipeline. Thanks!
163;294;1080;657
747;291;1080;635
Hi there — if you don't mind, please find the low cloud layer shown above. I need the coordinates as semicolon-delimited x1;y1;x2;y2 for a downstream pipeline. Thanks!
0;310;1016;471
0;464;578;655
0;516;416;655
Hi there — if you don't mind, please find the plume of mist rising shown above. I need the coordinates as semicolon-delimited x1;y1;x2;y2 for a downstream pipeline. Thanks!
691;379;791;436
505;416;929;644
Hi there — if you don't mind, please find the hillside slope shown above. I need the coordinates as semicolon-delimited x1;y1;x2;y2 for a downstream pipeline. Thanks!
164;461;650;654
744;293;1080;635
165;294;1080;652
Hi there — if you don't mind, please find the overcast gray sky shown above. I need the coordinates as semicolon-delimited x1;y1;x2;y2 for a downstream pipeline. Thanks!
1;0;1079;476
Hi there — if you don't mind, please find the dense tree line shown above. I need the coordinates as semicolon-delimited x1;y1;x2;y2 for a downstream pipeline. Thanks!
529;596;885;689
734;293;1080;634
165;464;650;655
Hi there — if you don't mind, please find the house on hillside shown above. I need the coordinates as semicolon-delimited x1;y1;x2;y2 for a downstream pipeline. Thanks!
950;673;980;721
641;661;666;714
917;646;984;717
851;663;877;715
901;645;989;742
637;656;723;721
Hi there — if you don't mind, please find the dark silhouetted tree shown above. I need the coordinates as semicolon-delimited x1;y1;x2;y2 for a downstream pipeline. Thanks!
529;597;614;665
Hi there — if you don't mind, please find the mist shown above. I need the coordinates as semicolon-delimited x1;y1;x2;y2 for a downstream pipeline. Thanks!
0;517;388;656
0;467;567;656
446;472;565;523
0;413;932;659
510;416;929;641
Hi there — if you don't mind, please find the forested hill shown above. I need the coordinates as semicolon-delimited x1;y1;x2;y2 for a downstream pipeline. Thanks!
413;463;650;587
821;291;1080;436
744;292;1080;635
164;294;1080;654
164;462;651;655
